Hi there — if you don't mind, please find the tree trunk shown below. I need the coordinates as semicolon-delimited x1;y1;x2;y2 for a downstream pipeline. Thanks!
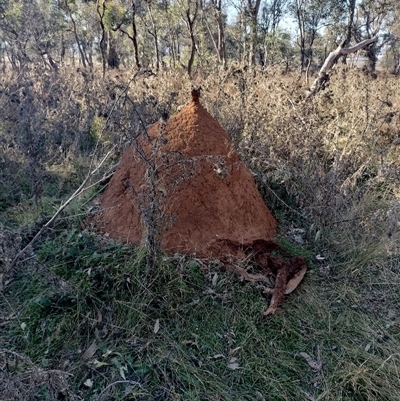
108;36;120;69
65;0;87;69
97;0;107;78
340;0;356;63
116;1;141;69
147;2;160;71
202;0;226;68
307;36;378;98
183;0;199;78
131;0;141;69
215;0;227;68
247;0;262;67
365;42;378;72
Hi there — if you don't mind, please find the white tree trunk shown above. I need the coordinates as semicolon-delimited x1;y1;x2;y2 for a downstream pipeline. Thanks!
306;36;378;98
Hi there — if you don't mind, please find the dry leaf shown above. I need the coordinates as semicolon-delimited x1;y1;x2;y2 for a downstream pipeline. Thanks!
316;254;325;261
83;379;93;388
227;357;240;370
227;361;240;370
229;346;242;355
300;389;317;401
255;391;266;401
310;374;323;384
263;256;307;315
299;352;322;371
154;318;160;334
102;349;113;358
92;359;109;368
183;334;199;348
96;309;103;323
120;365;128;380
285;265;307;294
183;339;197;346
82;340;97;361
212;354;225;359
212;273;218;287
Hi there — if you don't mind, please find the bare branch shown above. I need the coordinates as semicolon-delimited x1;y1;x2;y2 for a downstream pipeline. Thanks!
306;36;378;98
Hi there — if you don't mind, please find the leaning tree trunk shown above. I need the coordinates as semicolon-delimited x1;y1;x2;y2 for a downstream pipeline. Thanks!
306;36;378;98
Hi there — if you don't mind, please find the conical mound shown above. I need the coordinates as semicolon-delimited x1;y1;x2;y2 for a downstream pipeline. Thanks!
97;91;278;257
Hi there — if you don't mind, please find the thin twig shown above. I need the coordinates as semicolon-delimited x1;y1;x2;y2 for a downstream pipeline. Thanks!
97;380;142;400
256;174;306;219
10;166;117;267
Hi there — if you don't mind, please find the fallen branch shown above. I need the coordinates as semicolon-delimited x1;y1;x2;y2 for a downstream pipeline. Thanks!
306;36;378;98
263;256;307;315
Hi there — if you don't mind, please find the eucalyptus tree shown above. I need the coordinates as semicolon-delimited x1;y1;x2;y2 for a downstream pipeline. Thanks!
180;0;199;76
385;1;400;74
140;0;187;70
353;0;395;72
199;0;227;68
64;0;94;68
96;0;142;71
259;0;289;66
289;0;346;71
0;0;65;70
143;0;162;70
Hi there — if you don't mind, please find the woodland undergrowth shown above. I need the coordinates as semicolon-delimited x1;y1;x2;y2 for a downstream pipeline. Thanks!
1;65;400;400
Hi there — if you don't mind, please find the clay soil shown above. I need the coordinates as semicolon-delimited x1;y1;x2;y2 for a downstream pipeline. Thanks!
96;91;278;258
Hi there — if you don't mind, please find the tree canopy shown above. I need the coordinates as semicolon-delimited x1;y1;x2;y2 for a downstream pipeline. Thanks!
0;0;399;74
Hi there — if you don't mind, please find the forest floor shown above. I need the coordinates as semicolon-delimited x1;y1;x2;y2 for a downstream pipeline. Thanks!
1;66;400;401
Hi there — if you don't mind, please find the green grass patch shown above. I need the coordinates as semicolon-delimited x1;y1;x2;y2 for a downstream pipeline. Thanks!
1;226;400;400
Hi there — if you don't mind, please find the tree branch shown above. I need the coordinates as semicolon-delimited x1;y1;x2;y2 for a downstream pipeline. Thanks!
306;36;378;98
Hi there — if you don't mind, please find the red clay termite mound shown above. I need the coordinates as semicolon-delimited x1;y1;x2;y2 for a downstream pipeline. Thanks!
94;89;307;314
97;89;278;257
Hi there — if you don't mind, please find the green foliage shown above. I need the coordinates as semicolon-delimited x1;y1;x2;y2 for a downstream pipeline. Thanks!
103;0;128;29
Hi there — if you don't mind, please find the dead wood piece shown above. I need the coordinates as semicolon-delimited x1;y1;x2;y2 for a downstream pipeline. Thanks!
263;256;306;315
285;264;307;295
225;255;306;316
228;264;272;284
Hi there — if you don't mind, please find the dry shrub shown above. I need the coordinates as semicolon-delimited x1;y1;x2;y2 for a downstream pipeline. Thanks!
201;68;400;245
0;350;78;401
1;65;399;257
